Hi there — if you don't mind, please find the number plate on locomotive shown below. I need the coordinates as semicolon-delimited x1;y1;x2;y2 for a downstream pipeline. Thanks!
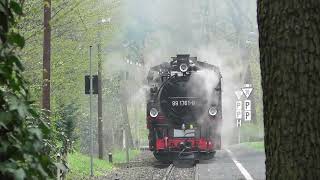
169;97;198;107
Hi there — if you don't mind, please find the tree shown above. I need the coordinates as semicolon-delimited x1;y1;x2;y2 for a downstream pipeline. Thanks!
19;0;120;156
0;1;55;179
257;1;320;179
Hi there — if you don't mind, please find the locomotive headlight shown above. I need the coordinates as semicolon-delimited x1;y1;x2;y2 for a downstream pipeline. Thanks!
149;108;159;118
208;107;218;116
179;63;188;72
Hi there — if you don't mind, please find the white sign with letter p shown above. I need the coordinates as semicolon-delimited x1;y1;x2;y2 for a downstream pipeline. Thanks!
244;111;251;121
244;100;251;111
236;101;242;119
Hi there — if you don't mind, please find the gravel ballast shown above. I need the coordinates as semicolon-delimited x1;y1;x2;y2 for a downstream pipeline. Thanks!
96;151;195;180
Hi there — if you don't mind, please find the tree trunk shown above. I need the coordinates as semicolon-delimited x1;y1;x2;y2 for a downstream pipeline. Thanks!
42;0;51;115
257;1;320;179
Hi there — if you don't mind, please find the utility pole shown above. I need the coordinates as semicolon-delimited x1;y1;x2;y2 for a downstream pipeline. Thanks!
238;126;241;144
97;44;104;159
42;0;51;115
89;46;94;177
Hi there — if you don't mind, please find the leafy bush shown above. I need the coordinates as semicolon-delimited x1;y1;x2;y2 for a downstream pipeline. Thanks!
67;149;140;179
55;103;78;156
0;1;55;179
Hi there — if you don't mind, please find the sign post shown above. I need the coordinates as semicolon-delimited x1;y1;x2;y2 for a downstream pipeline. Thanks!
89;46;93;177
235;84;253;144
84;47;99;177
237;119;242;144
235;90;243;144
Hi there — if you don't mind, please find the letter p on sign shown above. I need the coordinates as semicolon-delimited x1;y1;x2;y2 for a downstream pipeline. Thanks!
245;111;251;121
236;101;242;110
244;100;251;111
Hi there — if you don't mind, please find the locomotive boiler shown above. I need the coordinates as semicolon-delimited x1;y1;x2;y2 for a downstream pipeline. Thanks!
146;54;222;161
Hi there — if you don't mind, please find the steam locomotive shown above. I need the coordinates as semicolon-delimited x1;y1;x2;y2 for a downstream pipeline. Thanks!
146;54;222;161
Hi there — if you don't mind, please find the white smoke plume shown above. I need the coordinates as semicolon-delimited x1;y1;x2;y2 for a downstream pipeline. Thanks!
195;45;245;146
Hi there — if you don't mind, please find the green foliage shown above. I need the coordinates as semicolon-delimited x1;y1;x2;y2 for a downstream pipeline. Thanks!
0;1;54;179
112;149;140;163
67;149;140;179
55;103;79;155
67;151;113;179
19;0;121;155
20;0;119;104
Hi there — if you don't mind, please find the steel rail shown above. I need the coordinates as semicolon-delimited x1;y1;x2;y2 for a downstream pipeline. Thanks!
194;164;199;180
162;164;174;180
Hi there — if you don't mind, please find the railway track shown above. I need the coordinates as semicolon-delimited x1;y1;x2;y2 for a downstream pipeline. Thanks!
98;151;197;180
162;164;174;180
162;162;197;180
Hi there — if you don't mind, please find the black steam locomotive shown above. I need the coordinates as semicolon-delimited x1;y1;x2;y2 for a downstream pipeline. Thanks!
146;54;222;161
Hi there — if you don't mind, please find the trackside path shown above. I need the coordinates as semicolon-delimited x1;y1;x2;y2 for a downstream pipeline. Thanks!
226;149;254;180
196;145;265;180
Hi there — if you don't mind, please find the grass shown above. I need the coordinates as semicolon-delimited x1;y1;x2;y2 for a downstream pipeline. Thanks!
67;149;140;179
242;141;264;151
67;151;112;179
113;149;140;163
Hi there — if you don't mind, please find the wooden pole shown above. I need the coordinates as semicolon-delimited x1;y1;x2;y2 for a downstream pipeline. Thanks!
97;43;104;159
89;46;94;177
42;0;51;115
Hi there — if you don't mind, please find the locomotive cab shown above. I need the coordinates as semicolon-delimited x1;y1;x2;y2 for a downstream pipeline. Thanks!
146;54;222;161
